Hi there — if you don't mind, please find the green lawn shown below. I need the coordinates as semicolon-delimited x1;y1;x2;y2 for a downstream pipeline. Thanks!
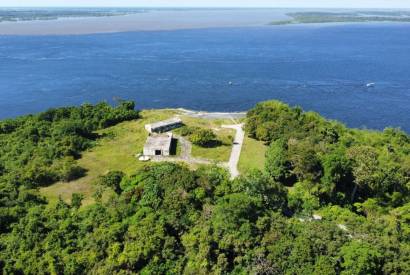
40;109;179;205
40;109;236;205
238;136;268;174
192;144;231;163
191;128;234;162
175;115;236;163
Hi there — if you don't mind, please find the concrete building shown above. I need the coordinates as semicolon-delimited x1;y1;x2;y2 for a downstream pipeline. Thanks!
145;117;182;133
143;133;173;156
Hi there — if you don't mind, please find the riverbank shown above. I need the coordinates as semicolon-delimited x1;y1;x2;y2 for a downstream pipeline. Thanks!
178;108;246;120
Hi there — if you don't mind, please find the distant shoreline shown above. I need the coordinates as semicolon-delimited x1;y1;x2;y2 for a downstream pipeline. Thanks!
0;9;290;35
270;11;410;26
1;8;410;36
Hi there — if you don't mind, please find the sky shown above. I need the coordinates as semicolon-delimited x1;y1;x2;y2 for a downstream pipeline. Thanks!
1;0;410;8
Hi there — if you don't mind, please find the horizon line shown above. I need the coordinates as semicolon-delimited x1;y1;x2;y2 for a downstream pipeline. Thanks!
0;5;410;10
1;6;410;9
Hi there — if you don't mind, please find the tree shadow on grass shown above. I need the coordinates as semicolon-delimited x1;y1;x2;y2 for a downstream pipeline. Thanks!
200;139;223;148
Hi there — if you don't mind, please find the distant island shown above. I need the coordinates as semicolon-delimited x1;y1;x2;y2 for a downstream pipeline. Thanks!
2;8;410;26
0;8;146;23
0;8;288;35
2;8;410;35
271;11;410;25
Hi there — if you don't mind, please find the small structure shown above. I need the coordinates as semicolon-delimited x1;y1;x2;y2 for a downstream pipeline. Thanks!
143;133;173;156
312;214;322;221
138;155;151;162
145;117;182;133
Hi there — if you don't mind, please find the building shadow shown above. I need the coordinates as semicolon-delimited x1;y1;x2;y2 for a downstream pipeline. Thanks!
169;138;178;155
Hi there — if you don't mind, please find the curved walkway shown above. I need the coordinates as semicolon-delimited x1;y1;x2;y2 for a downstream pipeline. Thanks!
222;124;245;179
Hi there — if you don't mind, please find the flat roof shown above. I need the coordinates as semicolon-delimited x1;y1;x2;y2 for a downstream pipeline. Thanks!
147;117;182;130
144;134;172;150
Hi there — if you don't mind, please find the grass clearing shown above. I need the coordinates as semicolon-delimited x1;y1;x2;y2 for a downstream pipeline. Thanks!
40;109;179;205
177;115;235;162
39;109;236;205
238;136;268;174
191;144;232;162
178;116;234;130
191;128;234;162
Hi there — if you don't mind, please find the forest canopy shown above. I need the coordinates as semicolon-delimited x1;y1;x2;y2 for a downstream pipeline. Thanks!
1;100;409;274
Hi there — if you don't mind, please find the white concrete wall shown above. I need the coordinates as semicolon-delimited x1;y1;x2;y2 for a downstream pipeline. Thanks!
145;125;152;133
143;148;170;156
143;148;153;156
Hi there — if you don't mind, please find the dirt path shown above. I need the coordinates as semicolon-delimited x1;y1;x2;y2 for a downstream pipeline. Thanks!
176;135;192;160
222;124;245;179
152;135;213;166
152;156;212;166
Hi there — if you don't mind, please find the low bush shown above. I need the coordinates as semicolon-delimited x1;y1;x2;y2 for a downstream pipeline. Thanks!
189;128;218;147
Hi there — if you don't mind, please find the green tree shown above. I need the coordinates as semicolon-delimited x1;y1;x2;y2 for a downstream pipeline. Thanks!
314;256;337;275
265;139;293;184
347;146;380;202
98;171;125;195
339;241;382;275
189;128;217;147
71;193;84;209
288;139;323;182
234;170;287;211
321;151;353;203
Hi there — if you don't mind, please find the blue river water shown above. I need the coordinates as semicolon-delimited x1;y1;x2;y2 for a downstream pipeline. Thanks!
1;23;410;131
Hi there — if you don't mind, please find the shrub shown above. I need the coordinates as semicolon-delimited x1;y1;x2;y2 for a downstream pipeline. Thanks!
189;129;217;147
98;171;125;194
179;126;200;137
